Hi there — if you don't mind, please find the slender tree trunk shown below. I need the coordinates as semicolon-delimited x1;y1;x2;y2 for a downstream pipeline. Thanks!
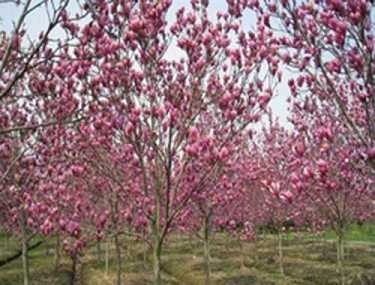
55;234;61;272
5;233;10;249
153;239;162;285
253;234;259;264
203;214;211;285
124;237;129;258
224;234;231;253
238;239;244;269
96;239;102;263
70;255;76;285
70;254;80;285
152;193;162;285
21;235;30;285
109;193;123;285
278;230;284;276
143;238;147;268
105;237;110;276
337;228;345;285
45;243;50;256
340;234;345;260
20;212;30;285
125;228;133;258
114;231;122;285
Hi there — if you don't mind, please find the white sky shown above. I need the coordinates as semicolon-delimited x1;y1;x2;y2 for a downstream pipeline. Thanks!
0;0;291;127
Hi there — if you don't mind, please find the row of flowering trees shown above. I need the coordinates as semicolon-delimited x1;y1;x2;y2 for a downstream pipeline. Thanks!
1;1;374;285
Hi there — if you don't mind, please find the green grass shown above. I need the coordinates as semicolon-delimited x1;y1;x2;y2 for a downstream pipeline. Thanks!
323;224;375;243
0;234;72;285
1;225;375;285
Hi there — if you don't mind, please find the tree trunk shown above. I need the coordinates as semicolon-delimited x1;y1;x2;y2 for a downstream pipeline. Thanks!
278;230;284;276
70;254;80;285
152;191;163;285
203;214;211;285
153;240;162;285
125;238;129;258
253;235;259;264
70;255;76;285
5;233;9;249
96;239;103;263
152;221;162;285
143;238;148;268
54;234;61;272
340;234;345;260
21;235;30;285
114;232;123;285
337;229;345;285
20;212;30;285
109;193;123;285
105;238;110;276
238;239;245;269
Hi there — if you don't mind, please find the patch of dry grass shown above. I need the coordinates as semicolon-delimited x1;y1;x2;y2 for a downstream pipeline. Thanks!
1;232;375;284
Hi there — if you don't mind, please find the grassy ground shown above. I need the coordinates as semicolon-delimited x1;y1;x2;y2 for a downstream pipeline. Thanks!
0;234;72;285
322;224;375;243
1;225;375;285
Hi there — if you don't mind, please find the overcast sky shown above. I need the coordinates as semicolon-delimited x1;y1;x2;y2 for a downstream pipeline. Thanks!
0;0;291;127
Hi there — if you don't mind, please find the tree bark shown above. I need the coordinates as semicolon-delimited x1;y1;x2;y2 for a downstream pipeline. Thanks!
153;239;162;285
5;234;10;251
238;239;245;269
96;239;103;263
70;254;80;285
20;212;30;285
110;193;123;285
54;234;61;272
114;232;123;285
143;238;148;268
278;230;284;276
203;213;211;285
105;238;110;276
337;228;345;285
152;191;163;285
253;234;259;264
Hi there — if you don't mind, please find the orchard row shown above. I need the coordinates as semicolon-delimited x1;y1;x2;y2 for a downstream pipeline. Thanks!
0;1;374;285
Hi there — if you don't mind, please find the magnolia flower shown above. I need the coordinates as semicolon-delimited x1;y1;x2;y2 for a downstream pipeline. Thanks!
280;190;293;203
316;159;328;174
189;126;199;141
367;147;375;160
294;142;305;157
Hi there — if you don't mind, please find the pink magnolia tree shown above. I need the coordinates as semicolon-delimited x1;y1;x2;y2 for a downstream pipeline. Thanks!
234;1;375;279
6;2;374;285
177;137;253;285
253;117;308;276
0;2;89;285
72;117;148;285
33;126;105;274
288;100;375;283
32;111;142;285
245;0;375;171
0;153;42;285
64;1;277;283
